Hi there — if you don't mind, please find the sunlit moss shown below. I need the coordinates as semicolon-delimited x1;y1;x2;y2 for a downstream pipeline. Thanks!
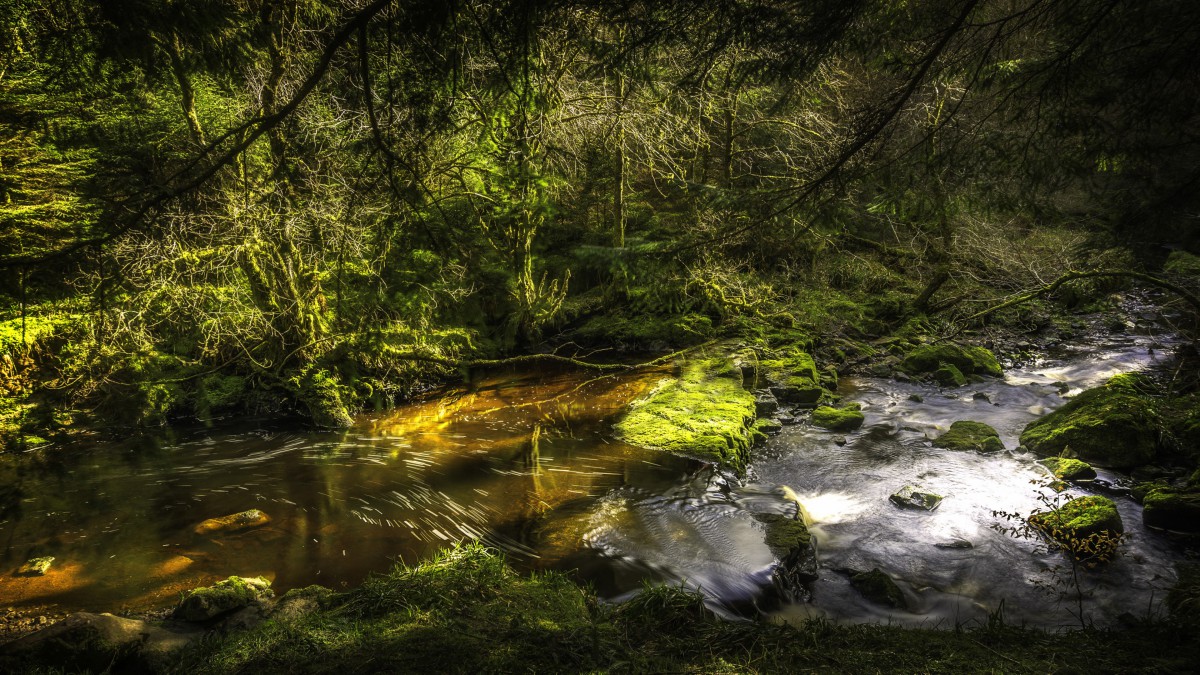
615;357;756;471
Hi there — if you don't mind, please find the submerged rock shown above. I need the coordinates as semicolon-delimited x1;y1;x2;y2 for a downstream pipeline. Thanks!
17;557;54;576
175;576;274;622
810;404;864;432
194;509;271;536
932;421;1004;453
1019;373;1158;469
889;485;943;511
1029;495;1123;558
849;568;908;610
1039;457;1097;481
1142;488;1200;533
615;356;757;471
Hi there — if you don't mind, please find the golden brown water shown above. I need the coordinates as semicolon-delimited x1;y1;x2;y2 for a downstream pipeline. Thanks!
0;365;706;615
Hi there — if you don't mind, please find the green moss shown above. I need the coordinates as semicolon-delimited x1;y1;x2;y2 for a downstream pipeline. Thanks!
195;374;246;422
810;404;864;431
1029;495;1123;557
1142;488;1200;533
175;576;274;622
1020;374;1159;469
899;343;1002;378
1039;457;1096;481
615;357;756;471
850;569;907;609
933;421;1004;452
574;311;715;348
292;368;353;428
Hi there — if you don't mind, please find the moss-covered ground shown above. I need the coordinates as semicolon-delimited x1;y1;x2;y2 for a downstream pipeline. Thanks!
9;543;1195;674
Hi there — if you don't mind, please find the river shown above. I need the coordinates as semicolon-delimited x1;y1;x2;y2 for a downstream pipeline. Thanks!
0;320;1187;630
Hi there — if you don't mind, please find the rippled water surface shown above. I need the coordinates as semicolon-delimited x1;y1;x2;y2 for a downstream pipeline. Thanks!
0;325;1188;629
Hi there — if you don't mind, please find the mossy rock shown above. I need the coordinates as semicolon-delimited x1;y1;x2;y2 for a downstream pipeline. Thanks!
1039;457;1097;481
811;404;864;432
850;568;907;610
1019;374;1159;469
17;556;54;576
1029;496;1123;558
175;576;274;622
899;343;1003;378
1142;488;1200;533
615;357;756;471
193;509;270;536
889;485;943;511
754;418;783;436
933;364;967;387
932;421;1004;452
759;349;824;405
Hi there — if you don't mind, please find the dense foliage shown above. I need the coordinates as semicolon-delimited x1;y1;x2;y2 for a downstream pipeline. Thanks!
2;0;1198;441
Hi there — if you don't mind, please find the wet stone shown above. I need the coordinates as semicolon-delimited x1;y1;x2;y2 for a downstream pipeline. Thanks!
833;436;847;447
889;485;943;511
754;390;780;418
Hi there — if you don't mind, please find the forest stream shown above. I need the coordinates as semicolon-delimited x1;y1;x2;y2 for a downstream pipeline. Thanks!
0;319;1187;631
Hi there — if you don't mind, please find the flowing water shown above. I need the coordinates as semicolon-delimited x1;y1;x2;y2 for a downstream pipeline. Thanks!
0;323;1189;629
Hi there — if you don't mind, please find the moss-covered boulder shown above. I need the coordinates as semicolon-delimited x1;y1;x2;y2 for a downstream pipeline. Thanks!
850;568;907;610
899;343;1003;379
615;357;757;471
175;576;274;622
811;404;864;432
1142;488;1200;533
1029;496;1123;558
1019;374;1159;469
889;485;943;511
933;364;967;387
933;421;1004;452
758;349;824;405
1039;457;1097;481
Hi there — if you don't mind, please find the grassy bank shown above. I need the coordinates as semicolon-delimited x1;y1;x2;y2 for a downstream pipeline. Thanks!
9;543;1196;674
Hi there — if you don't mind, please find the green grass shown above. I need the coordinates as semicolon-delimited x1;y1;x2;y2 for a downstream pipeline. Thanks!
152;543;1200;674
